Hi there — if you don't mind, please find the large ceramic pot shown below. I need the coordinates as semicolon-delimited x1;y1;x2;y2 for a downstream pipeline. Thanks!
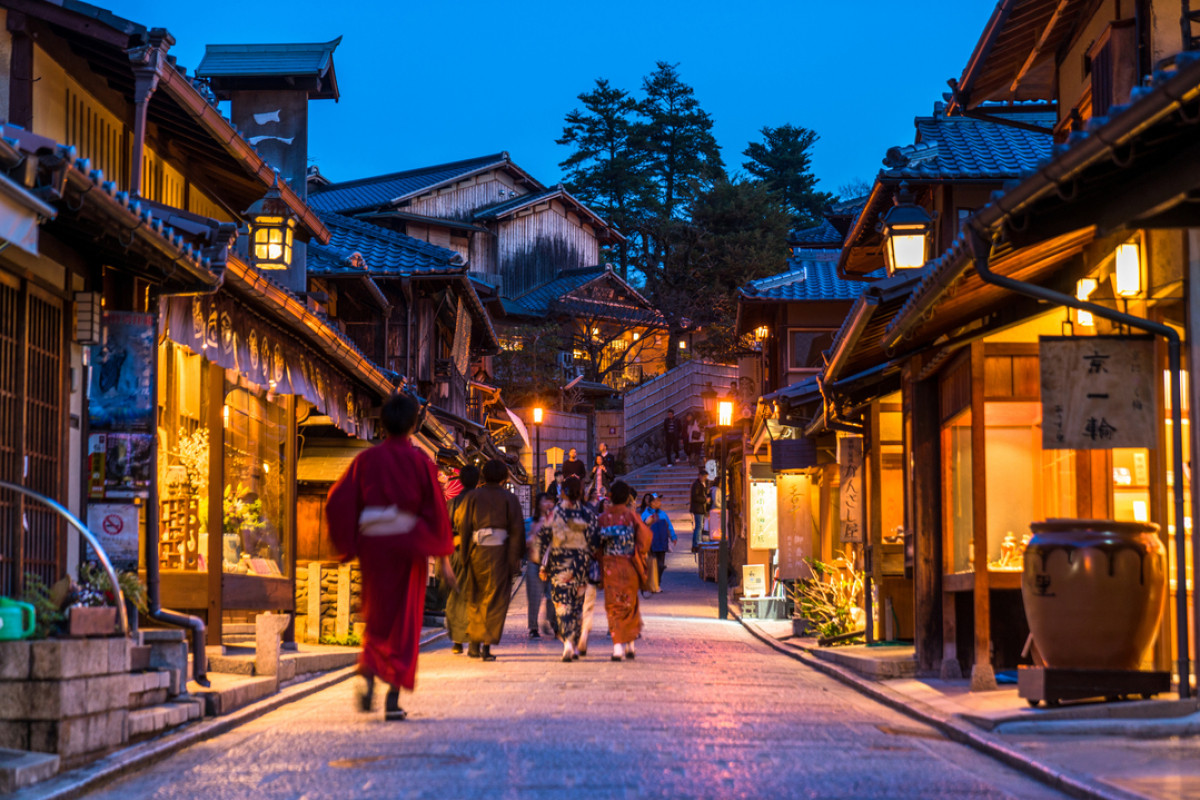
1022;519;1165;671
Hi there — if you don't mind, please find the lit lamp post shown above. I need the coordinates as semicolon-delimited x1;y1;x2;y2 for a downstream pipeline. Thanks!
532;406;544;492
878;182;933;277
717;398;734;620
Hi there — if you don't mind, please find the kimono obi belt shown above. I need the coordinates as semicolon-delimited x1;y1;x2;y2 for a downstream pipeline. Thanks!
473;527;508;546
359;506;419;537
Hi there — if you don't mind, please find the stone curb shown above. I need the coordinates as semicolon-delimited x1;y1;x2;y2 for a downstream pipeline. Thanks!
735;614;1146;800
13;629;449;800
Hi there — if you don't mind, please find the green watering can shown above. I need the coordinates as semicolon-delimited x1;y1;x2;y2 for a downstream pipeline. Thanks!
0;597;36;641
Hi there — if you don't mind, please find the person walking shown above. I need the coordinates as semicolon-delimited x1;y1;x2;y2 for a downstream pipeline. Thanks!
526;492;557;638
444;465;480;654
457;459;525;661
662;410;681;466
587;454;612;501
562;448;586;481
546;468;565;502
690;468;710;553
537;477;598;662
641;492;676;590
325;393;453;721
598;442;616;476
685;415;703;467
596;481;651;660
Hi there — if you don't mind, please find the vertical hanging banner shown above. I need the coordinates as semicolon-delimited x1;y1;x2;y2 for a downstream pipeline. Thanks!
748;480;778;550
776;474;814;580
838;434;864;544
1040;335;1156;450
451;298;472;377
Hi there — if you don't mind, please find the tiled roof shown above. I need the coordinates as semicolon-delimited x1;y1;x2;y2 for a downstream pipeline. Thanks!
880;109;1054;180
508;266;665;326
788;218;843;247
307;153;518;214
473;184;623;240
513;266;607;315
196;38;340;79
308;213;463;276
740;256;867;303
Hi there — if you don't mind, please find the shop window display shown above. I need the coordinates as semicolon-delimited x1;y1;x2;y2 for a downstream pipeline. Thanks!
157;341;209;572
223;371;289;577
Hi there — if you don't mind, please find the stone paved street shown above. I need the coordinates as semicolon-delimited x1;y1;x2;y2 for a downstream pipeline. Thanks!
83;552;1067;800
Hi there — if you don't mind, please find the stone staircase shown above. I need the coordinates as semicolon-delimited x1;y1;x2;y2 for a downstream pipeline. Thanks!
620;460;704;536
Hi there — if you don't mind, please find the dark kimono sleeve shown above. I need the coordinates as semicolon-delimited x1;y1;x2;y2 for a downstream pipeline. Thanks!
506;493;526;571
325;456;362;562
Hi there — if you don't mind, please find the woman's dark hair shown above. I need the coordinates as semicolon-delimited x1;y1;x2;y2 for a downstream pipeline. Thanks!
562;476;583;502
458;465;481;491
534;492;553;518
610;480;632;506
380;393;419;436
481;459;508;484
594;455;604;465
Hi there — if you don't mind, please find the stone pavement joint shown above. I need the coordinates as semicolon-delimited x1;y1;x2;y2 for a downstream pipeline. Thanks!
736;614;1148;800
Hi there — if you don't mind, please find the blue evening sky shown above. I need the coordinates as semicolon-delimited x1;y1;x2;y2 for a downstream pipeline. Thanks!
112;0;991;199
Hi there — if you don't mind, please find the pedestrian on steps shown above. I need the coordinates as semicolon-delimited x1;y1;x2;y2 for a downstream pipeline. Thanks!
641;493;676;590
325;393;454;721
662;409;681;466
457;459;525;661
444;465;480;654
690;468;710;553
596;481;651;661
538;477;597;662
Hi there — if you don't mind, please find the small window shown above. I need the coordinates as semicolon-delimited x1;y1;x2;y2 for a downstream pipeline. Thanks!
788;329;836;371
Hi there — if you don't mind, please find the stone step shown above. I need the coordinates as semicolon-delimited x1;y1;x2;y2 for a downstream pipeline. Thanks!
128;669;172;709
0;748;59;793
127;697;204;740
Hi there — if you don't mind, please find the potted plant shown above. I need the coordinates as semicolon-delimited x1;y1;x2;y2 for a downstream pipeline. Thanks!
790;557;866;645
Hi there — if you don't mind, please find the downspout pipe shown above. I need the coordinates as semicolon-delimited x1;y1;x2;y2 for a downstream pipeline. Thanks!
966;226;1190;698
146;275;226;687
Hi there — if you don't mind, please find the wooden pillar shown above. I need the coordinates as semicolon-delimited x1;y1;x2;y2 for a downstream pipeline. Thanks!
908;362;944;675
205;362;224;647
6;12;32;129
970;341;996;690
283;395;298;646
1187;230;1200;682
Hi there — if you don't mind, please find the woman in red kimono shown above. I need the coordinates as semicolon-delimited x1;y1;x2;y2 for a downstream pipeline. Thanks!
325;393;454;720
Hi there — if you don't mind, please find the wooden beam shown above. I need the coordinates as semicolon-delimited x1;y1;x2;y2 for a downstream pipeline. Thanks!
969;341;996;690
205;360;224;647
6;12;32;129
1010;0;1073;95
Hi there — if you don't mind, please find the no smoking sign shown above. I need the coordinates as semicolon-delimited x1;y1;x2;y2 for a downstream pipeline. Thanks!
101;514;124;536
86;504;139;568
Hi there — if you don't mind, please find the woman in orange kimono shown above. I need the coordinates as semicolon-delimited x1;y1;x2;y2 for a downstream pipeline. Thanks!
594;480;651;661
326;394;454;720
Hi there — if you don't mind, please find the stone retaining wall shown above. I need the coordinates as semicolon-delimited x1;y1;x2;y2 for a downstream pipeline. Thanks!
294;561;363;643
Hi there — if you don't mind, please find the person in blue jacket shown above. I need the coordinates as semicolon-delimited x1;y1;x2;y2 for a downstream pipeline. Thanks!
639;492;676;592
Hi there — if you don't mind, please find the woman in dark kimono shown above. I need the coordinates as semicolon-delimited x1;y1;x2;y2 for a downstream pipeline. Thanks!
325;394;454;721
456;459;525;661
538;477;597;662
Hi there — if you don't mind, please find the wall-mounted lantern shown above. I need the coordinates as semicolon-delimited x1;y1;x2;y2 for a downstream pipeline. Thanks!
1115;242;1142;298
74;291;102;345
244;180;296;270
1076;278;1098;327
878;182;933;277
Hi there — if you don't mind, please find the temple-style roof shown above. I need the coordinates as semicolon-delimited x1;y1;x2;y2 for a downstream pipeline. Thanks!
473;185;625;242
307;212;463;276
881;107;1054;181
307;153;540;215
196;38;341;100
788;218;843;248
740;256;866;303
507;265;666;327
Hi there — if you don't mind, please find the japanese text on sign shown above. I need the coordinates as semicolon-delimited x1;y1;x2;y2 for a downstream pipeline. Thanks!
749;481;778;550
838;435;864;544
1040;335;1156;450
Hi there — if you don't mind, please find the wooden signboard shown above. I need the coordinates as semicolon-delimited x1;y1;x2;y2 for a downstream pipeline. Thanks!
742;564;767;597
1040;335;1156;450
838;435;864;544
749;480;778;550
776;474;814;580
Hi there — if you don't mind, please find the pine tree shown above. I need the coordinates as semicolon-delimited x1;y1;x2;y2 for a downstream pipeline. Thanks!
742;124;834;228
557;80;648;278
638;62;724;274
